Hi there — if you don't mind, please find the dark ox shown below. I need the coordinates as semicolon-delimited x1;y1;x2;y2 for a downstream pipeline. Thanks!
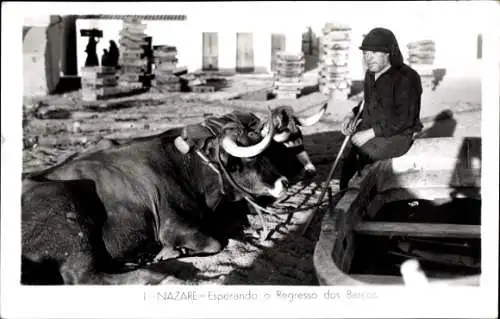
264;103;327;181
22;178;165;284
234;103;327;184
22;109;288;285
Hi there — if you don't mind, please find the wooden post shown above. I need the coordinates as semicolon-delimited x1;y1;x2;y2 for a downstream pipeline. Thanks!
202;32;219;71
236;32;255;73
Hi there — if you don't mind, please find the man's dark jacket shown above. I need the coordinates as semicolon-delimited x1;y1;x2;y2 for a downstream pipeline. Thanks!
353;29;424;137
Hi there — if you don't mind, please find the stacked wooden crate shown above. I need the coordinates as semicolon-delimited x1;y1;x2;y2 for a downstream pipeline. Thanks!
319;23;352;99
118;17;149;89
407;40;436;88
81;66;119;101
272;52;305;99
153;45;181;92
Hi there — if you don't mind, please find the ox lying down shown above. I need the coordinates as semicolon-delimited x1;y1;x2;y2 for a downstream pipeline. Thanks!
21;105;327;285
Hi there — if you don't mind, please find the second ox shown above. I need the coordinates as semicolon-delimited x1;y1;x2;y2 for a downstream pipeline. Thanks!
232;103;328;184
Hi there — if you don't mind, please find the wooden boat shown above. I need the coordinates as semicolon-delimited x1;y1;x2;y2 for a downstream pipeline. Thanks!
314;136;481;286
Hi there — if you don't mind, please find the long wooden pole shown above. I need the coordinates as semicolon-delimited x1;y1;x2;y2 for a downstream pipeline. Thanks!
301;100;364;235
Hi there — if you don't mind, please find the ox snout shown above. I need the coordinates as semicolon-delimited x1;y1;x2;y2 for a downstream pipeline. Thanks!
267;176;289;198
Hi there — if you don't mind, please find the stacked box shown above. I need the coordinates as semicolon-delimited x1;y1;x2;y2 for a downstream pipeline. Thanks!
273;52;305;99
407;40;436;88
318;23;352;99
80;66;119;101
153;45;181;92
118;17;149;89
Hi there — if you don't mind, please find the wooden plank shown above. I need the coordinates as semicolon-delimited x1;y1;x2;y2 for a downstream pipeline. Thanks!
377;169;481;191
156;61;178;71
355;222;480;239
192;85;215;93
202;32;219;71
273;82;303;89
276;51;304;61
275;60;305;67
236;32;254;73
273;76;302;83
82;87;122;101
274;70;304;77
321;41;351;50
81;75;118;86
276;92;298;100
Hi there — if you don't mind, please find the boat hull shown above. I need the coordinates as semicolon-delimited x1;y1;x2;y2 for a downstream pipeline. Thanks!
313;136;481;286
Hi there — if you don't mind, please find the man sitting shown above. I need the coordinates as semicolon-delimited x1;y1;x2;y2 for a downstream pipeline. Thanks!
339;27;424;189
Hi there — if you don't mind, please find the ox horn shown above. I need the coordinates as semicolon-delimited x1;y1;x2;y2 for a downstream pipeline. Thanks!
295;103;328;126
222;107;275;158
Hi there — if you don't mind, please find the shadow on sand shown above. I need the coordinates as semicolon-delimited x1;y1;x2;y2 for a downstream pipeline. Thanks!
416;109;457;139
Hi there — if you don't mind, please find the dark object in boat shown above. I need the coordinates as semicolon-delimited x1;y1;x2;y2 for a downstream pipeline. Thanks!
369;198;481;225
349;197;481;279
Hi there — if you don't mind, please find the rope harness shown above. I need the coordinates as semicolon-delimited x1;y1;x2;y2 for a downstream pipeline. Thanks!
175;115;346;237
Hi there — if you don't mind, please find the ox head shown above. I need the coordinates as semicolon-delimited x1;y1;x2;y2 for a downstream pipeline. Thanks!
257;103;328;184
178;107;289;200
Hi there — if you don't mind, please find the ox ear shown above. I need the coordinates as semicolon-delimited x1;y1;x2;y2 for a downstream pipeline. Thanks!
179;124;215;151
174;136;191;155
259;106;280;137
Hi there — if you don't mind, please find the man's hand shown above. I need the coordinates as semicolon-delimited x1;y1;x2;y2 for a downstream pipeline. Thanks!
340;115;362;136
351;128;376;147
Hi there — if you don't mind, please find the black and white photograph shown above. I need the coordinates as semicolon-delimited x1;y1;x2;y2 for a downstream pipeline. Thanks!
1;1;499;318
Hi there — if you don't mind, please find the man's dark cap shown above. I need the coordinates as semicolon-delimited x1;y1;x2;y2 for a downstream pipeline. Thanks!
359;28;397;52
360;27;404;67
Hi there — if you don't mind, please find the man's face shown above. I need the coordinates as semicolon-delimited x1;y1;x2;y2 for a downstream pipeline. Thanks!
363;50;390;73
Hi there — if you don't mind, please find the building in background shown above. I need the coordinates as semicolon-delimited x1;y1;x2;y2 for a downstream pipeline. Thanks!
72;2;489;80
23;2;487;96
75;13;305;77
23;15;78;97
